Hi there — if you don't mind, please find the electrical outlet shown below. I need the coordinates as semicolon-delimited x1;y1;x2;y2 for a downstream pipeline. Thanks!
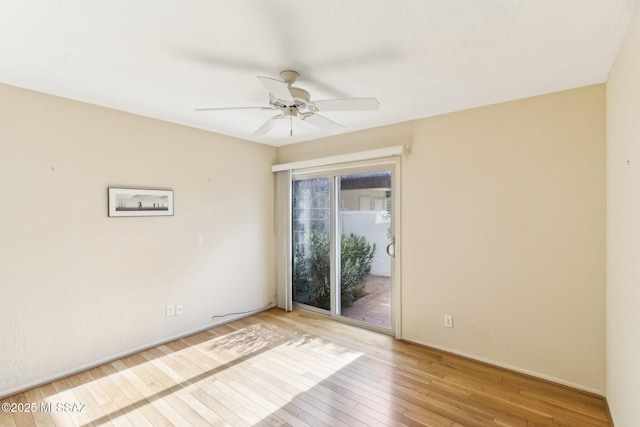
176;304;183;316
166;304;175;317
444;314;453;328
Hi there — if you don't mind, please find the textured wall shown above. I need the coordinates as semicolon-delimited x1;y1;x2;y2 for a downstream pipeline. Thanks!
0;83;277;396
606;3;640;425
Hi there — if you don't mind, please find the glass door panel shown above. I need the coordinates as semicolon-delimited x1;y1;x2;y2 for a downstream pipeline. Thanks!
337;171;393;328
291;163;396;333
292;177;331;311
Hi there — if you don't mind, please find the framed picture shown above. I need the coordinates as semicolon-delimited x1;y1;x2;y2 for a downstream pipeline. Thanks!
108;188;174;217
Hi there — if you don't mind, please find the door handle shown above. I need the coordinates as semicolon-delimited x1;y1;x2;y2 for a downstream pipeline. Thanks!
386;236;395;257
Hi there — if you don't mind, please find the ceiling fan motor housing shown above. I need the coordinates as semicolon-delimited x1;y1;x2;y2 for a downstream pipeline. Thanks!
269;86;311;111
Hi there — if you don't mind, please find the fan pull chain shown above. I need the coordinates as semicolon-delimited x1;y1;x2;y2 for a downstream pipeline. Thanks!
290;111;293;136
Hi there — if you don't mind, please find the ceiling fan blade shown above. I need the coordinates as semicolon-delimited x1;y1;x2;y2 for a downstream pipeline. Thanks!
194;106;272;112
302;113;345;133
257;76;294;102
253;115;282;135
313;97;380;111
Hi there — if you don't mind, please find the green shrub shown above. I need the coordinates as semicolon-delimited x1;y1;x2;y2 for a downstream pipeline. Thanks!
340;233;376;306
293;231;375;309
292;247;311;299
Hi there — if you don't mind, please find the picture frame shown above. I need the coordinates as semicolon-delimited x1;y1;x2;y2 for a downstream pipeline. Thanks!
108;187;174;217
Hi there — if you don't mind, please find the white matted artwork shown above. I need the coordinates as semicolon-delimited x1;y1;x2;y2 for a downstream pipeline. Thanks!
108;188;174;217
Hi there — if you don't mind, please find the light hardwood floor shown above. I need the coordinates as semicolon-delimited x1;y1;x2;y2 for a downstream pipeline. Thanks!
1;309;611;426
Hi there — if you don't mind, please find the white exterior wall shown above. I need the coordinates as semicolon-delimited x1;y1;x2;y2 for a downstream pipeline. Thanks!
341;210;391;277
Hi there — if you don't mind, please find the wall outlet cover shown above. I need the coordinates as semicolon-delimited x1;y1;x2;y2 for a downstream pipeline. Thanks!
444;315;453;328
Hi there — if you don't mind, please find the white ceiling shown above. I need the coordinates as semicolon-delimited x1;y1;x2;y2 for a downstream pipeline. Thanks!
1;1;637;147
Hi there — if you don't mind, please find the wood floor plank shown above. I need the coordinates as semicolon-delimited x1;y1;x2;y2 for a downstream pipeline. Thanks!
96;363;173;426
6;395;35;427
0;409;17;427
31;384;74;427
83;366;152;427
22;388;56;427
3;309;612;426
119;354;212;427
110;358;198;427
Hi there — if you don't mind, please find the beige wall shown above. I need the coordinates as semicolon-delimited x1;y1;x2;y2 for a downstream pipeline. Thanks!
0;83;277;396
0;78;608;398
606;3;640;425
278;85;607;393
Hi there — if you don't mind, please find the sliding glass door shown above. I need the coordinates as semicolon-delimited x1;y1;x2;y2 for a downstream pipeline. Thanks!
291;162;397;332
337;171;392;328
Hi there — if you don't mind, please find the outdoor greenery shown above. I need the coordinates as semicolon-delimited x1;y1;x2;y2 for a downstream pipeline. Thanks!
293;231;376;310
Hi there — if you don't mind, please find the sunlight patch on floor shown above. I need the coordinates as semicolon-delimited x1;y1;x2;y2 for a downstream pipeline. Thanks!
42;322;364;425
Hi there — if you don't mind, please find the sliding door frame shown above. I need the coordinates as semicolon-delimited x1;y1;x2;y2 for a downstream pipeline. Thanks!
291;157;402;337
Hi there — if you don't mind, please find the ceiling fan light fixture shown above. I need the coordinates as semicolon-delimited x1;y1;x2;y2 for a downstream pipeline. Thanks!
283;107;298;117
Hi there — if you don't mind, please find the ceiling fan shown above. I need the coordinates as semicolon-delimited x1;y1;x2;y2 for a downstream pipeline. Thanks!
195;70;380;136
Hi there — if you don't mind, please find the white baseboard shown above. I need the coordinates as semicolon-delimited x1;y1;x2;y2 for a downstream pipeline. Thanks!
399;337;605;397
0;304;275;400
